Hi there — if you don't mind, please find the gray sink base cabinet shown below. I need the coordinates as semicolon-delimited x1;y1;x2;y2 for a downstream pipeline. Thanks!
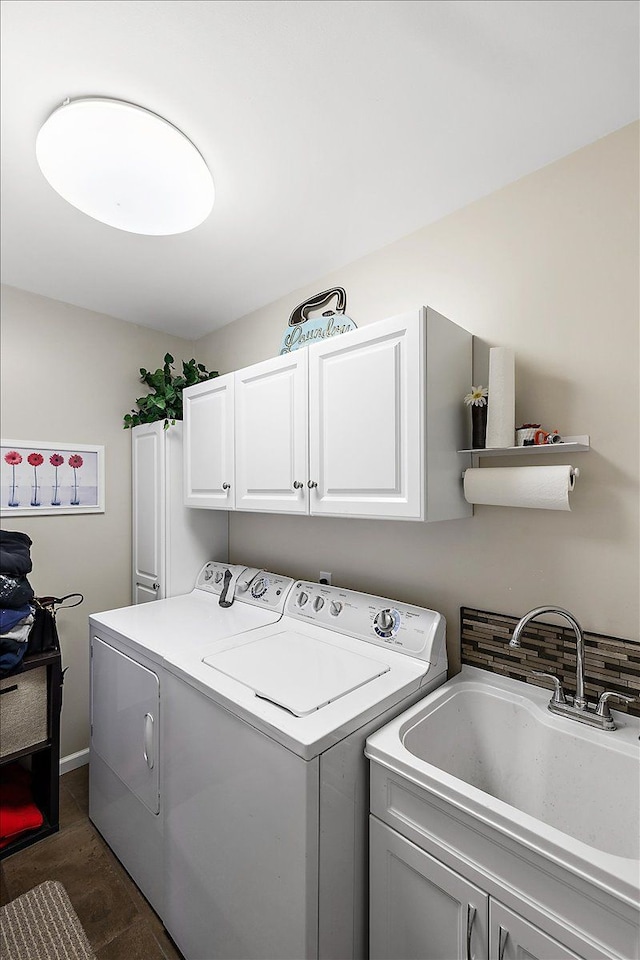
369;765;638;960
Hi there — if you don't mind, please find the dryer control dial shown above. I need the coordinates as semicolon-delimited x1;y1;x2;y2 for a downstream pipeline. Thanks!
374;608;400;639
251;577;269;599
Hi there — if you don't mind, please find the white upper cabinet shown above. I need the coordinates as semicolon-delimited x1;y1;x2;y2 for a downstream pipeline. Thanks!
183;373;235;509
308;310;423;519
234;352;309;514
183;307;472;522
307;306;472;521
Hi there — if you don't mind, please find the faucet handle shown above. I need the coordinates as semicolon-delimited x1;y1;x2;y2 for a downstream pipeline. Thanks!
531;671;567;704
595;690;637;720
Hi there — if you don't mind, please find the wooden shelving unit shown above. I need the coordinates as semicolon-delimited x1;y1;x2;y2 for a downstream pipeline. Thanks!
0;649;63;859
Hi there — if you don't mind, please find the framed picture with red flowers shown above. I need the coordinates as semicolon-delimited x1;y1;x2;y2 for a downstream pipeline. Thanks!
0;440;105;516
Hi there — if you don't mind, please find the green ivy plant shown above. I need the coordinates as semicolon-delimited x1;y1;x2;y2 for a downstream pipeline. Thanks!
123;353;219;430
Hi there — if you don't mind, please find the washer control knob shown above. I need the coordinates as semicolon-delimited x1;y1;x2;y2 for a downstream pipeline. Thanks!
329;600;343;617
298;591;309;607
313;596;324;612
214;570;224;584
375;609;394;633
204;568;213;581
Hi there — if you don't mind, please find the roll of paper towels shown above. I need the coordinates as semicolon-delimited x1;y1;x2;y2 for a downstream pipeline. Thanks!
485;347;515;448
463;465;576;510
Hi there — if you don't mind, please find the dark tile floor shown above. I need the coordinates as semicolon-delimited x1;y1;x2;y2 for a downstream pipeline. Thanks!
0;765;183;960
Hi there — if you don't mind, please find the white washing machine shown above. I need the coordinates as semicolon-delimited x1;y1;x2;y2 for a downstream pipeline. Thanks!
89;561;295;917
162;579;449;960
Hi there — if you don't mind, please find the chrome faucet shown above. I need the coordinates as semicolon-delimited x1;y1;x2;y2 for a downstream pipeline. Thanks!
510;606;635;731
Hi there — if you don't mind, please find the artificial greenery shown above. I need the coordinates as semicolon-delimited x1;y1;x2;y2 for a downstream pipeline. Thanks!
123;353;219;430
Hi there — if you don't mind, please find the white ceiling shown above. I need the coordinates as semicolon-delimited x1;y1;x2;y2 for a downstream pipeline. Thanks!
1;0;638;340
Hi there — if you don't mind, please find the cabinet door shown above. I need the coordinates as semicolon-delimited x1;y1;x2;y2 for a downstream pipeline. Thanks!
132;423;164;603
234;352;308;514
183;373;235;509
490;901;584;960
308;311;424;519
370;817;488;960
91;637;160;815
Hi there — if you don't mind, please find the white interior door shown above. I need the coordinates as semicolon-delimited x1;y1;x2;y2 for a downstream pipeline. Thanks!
234;352;308;513
132;423;164;603
308;311;424;519
91;637;160;815
183;373;235;509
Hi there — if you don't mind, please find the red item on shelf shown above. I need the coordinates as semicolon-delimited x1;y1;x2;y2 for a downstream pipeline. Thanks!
0;762;44;848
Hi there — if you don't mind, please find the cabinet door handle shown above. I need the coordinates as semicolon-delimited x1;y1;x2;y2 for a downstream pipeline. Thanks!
466;904;476;960
222;482;231;491
293;481;303;490
307;480;318;489
143;712;154;769
498;924;509;960
152;583;160;592
0;684;18;695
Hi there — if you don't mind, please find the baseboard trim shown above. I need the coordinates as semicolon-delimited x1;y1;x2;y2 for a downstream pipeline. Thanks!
59;748;89;775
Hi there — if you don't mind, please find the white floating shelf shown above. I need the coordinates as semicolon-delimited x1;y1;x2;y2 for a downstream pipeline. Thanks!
458;435;590;457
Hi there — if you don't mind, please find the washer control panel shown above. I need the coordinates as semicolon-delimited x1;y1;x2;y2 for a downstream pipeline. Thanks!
195;562;294;611
287;581;445;664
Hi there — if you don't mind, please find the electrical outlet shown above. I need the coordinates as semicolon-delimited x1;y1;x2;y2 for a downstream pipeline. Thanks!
319;571;332;585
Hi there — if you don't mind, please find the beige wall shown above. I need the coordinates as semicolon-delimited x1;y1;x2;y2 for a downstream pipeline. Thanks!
195;123;639;670
0;286;191;757
1;123;637;757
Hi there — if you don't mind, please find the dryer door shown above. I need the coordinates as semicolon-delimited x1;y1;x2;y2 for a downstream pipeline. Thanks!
91;637;160;814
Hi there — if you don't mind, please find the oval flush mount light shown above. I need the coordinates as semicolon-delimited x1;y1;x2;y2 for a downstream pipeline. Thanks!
36;97;215;235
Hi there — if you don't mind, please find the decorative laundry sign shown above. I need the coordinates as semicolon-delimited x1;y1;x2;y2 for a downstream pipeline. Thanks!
279;287;357;354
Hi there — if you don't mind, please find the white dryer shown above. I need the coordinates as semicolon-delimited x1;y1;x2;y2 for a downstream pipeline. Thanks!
88;561;295;917
162;579;449;960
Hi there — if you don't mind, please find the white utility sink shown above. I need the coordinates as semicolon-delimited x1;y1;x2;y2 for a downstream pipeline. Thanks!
365;665;640;907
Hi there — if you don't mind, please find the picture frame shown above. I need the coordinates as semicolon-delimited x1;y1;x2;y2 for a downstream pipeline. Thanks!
1;440;105;517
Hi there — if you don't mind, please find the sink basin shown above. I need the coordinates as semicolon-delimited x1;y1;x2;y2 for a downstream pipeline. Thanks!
365;665;640;906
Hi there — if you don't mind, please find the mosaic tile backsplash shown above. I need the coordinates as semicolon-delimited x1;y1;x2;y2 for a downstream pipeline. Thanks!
461;607;640;718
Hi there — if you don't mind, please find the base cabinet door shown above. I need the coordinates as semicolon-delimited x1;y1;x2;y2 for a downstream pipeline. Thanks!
490;901;584;960
370;817;488;960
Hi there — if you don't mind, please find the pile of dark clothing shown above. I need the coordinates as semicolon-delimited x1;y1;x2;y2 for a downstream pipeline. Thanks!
0;530;35;674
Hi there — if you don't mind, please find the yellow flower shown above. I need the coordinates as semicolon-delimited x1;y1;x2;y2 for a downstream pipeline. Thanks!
464;386;488;407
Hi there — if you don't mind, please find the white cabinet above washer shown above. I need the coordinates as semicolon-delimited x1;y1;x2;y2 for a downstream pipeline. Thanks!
183;372;235;509
183;307;472;521
234;350;309;514
308;309;424;519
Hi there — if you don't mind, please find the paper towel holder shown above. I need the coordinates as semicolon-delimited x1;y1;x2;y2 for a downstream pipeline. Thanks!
461;467;580;483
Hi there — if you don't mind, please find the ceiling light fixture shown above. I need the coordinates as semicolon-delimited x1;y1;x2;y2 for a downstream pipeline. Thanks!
36;97;215;236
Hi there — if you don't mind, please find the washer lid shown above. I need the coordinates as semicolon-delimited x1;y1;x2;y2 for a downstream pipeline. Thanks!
203;631;389;717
